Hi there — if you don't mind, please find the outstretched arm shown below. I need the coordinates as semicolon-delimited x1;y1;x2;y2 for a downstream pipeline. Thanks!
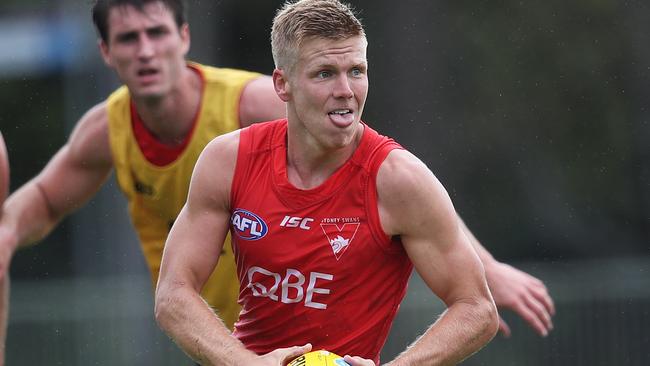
369;150;498;366
458;218;555;337
0;103;113;366
0;103;113;276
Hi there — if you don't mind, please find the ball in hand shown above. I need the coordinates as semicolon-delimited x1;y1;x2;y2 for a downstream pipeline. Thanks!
287;350;350;366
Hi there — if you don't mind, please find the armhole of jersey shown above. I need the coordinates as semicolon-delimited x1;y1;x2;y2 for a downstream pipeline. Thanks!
194;63;260;132
365;141;405;254
106;104;118;167
230;126;252;206
105;88;133;198
105;92;121;164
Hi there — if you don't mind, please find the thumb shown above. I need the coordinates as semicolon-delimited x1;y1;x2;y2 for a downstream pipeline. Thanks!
282;343;312;365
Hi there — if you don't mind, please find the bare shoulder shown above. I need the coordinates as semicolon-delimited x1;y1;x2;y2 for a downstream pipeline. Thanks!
377;149;454;236
376;149;439;205
189;129;242;206
66;102;112;168
200;129;241;169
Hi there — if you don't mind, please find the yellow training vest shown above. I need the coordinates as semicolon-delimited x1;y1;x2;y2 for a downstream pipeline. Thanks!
107;63;260;329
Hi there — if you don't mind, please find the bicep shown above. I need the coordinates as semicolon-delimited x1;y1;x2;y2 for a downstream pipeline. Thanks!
378;151;488;305
159;134;238;292
404;221;487;306
161;201;230;292
37;105;113;218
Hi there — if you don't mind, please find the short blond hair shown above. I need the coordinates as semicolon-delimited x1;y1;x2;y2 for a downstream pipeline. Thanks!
271;0;365;72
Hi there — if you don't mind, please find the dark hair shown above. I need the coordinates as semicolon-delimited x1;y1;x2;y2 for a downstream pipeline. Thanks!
92;0;187;43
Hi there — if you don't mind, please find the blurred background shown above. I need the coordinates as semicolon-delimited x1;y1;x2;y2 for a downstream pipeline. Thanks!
0;0;648;364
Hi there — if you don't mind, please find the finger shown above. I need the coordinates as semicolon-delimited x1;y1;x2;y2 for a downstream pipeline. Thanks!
530;283;556;316
281;344;312;365
523;286;553;326
523;293;553;332
301;343;312;353
514;299;550;337
283;343;311;356
498;315;511;338
523;273;556;316
344;355;375;366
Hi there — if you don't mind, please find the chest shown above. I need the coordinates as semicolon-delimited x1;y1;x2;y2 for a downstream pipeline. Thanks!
230;188;372;272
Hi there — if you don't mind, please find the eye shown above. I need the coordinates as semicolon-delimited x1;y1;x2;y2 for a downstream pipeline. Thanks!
351;67;364;77
317;70;332;79
147;26;168;38
116;32;138;44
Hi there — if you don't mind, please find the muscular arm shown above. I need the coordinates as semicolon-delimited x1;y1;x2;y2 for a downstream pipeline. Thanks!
155;131;247;364
0;103;112;366
155;132;309;365
0;103;113;274
376;150;499;366
238;75;286;127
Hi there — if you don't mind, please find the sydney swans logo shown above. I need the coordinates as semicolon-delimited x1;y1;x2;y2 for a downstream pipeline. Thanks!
320;222;360;260
329;235;350;254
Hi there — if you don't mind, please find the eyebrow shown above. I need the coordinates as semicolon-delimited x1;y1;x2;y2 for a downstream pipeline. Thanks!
113;24;168;41
313;57;368;67
114;30;138;41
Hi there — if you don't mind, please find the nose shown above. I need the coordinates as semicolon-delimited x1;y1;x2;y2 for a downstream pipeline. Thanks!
332;75;354;99
137;35;155;60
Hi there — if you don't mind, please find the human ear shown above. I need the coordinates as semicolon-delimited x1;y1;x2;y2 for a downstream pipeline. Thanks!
98;39;113;67
179;23;190;56
273;68;291;102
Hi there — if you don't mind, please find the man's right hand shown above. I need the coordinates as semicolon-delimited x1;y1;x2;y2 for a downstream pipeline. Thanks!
256;344;312;366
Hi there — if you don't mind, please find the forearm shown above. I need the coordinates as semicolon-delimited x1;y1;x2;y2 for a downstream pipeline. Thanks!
1;181;62;251
155;284;256;366
388;298;498;366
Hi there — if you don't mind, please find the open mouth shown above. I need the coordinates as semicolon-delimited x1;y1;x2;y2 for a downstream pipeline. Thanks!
136;68;159;84
138;68;158;80
328;109;352;116
328;109;354;127
138;68;158;76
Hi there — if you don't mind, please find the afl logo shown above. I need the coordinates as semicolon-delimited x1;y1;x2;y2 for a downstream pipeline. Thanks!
231;209;268;241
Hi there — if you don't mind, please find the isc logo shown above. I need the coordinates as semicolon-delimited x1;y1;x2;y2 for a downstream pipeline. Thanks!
280;215;314;230
231;209;268;241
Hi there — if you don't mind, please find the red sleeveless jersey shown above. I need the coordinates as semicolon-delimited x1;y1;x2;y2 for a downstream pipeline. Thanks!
229;119;413;363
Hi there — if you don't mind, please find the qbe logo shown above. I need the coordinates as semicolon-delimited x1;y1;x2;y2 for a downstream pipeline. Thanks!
246;266;333;309
231;209;268;240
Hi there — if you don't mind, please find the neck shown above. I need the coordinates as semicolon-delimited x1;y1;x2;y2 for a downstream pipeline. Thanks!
286;123;364;190
132;66;201;145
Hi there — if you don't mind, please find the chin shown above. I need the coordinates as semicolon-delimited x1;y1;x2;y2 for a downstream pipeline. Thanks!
132;87;166;100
